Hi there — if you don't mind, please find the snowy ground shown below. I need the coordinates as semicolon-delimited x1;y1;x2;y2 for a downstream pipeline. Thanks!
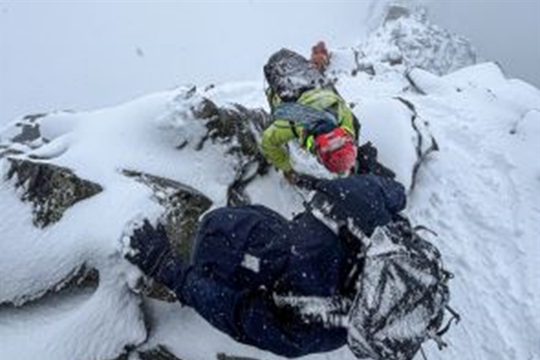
1;31;539;360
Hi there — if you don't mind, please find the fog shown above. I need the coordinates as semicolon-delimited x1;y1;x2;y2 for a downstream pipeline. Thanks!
0;1;371;125
0;1;539;125
429;0;540;88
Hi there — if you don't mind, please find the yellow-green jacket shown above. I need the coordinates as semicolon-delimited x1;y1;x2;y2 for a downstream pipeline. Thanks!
261;88;357;172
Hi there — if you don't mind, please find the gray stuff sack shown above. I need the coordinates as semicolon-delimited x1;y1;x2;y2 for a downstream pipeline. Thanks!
347;219;456;360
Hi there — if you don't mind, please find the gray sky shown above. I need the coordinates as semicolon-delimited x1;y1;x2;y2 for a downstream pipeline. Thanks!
1;0;539;125
429;0;540;88
0;1;369;124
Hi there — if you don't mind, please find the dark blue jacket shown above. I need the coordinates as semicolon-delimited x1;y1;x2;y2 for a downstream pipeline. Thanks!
170;175;406;358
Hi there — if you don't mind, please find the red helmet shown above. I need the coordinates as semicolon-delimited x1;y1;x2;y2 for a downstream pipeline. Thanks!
314;127;357;174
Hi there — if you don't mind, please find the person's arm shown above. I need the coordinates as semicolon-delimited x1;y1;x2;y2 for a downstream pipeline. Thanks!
371;175;407;215
337;101;357;139
261;120;297;173
180;268;309;358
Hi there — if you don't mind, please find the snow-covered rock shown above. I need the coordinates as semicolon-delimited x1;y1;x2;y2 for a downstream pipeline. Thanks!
328;4;476;79
1;7;539;360
0;77;436;360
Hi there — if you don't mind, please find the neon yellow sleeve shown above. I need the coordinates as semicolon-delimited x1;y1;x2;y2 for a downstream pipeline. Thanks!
338;102;356;138
261;120;298;172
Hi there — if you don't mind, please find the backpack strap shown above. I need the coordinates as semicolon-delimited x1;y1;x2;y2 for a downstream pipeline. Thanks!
288;120;300;138
273;102;338;144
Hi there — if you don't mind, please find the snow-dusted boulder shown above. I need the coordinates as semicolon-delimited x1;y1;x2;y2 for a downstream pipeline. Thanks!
0;86;274;360
5;158;103;228
328;5;476;79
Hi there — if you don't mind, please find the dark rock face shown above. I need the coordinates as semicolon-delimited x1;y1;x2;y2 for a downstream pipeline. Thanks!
122;170;213;302
192;98;271;206
0;97;272;359
0;113;49;158
356;5;476;77
395;97;439;192
122;170;213;263
384;5;411;23
137;345;185;360
217;353;261;360
112;347;263;360
11;121;42;143
0;264;99;307
5;158;104;227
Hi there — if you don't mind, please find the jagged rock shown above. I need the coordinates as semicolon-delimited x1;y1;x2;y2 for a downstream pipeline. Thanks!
115;346;263;360
216;353;260;360
0;144;103;306
11;118;43;143
122;170;213;302
138;345;185;360
0;264;99;307
384;4;411;23
48;265;99;297
394;97;439;191
192;98;220;122
191;98;271;206
108;345;184;360
5;158;103;227
0;113;49;157
357;4;476;76
122;170;212;261
193;100;268;158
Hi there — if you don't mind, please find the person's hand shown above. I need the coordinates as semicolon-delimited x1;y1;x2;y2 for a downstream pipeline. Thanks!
310;41;330;72
283;170;298;185
125;219;174;278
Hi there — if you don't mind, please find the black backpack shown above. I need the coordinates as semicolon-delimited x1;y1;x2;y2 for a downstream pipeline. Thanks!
347;218;458;360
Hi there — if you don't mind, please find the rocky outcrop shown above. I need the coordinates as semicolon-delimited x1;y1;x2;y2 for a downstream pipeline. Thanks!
352;5;476;76
0;113;50;158
0;264;99;307
192;97;271;206
394;97;439;191
5;158;103;227
137;346;185;360
121;170;213;302
122;170;212;263
217;354;261;360
0;87;274;311
113;347;262;360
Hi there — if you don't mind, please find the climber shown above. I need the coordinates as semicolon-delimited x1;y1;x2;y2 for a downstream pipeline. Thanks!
124;173;454;359
124;174;410;358
261;48;360;184
310;41;330;73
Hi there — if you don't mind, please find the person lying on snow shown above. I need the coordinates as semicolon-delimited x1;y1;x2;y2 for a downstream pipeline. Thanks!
124;174;454;360
261;48;360;183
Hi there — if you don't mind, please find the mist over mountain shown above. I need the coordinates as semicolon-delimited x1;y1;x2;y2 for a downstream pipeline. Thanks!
1;0;539;126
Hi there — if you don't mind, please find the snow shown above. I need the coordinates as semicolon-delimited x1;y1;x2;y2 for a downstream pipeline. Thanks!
241;254;261;274
353;97;419;189
343;6;477;78
403;64;540;360
1;25;539;360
